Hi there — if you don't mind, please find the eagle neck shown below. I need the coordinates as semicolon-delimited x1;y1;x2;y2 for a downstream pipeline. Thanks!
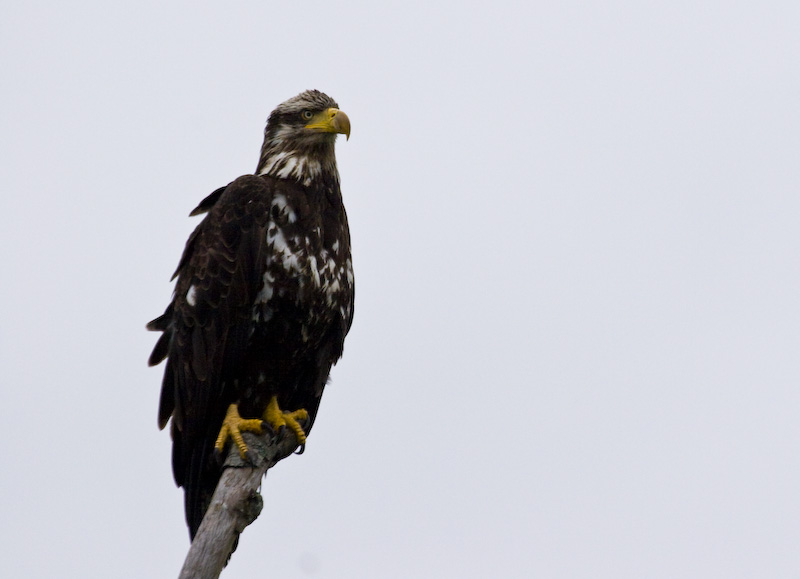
255;141;339;188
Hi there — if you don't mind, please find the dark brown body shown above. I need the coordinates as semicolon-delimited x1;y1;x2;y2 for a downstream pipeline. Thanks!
149;173;354;536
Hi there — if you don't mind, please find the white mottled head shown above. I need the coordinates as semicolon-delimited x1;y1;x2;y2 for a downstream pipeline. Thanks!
256;90;350;186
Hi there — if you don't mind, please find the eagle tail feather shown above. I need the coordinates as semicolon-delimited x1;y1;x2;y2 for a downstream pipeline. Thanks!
184;435;222;540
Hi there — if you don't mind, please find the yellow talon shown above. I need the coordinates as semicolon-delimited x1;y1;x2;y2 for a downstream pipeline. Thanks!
214;404;264;459
264;396;309;445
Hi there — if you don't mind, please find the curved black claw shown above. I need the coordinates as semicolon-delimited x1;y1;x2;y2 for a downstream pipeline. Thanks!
294;442;306;455
214;443;256;465
214;446;225;465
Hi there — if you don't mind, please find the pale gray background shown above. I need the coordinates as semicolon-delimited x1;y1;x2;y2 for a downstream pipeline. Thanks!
2;1;798;577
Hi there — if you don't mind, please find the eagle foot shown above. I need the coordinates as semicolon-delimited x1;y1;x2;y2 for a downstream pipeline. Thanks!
214;404;265;462
264;396;309;447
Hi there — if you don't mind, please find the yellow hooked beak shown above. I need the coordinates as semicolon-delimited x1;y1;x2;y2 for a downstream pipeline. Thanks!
305;108;351;140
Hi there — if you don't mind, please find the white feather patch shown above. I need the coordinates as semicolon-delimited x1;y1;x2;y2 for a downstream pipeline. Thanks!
186;285;197;306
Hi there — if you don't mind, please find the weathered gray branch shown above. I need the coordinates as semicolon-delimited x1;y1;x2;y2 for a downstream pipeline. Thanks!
178;430;301;579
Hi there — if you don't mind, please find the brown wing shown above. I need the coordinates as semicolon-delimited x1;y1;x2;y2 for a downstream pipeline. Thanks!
147;175;272;536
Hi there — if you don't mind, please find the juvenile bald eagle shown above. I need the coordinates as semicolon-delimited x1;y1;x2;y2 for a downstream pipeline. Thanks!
147;90;354;538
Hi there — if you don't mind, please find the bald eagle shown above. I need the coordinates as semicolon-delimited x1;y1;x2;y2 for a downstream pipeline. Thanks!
147;90;354;538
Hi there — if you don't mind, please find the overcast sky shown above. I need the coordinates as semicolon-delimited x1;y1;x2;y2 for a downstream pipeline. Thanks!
2;1;799;577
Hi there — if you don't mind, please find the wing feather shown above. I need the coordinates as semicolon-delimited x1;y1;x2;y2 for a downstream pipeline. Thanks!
147;175;273;536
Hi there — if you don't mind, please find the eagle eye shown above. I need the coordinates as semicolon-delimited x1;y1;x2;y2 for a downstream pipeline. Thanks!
302;110;314;120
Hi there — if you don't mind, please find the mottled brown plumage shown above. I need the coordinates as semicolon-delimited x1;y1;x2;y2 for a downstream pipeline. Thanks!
148;90;354;538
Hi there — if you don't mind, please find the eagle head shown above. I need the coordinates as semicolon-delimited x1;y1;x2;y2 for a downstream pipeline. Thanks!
256;90;350;185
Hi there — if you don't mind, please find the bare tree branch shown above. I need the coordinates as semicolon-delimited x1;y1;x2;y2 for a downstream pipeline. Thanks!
178;430;301;579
